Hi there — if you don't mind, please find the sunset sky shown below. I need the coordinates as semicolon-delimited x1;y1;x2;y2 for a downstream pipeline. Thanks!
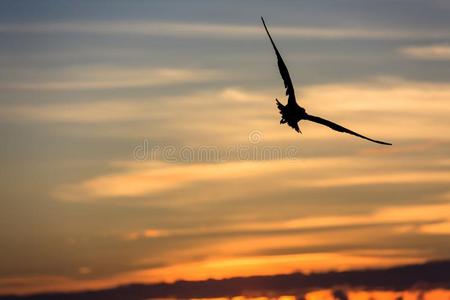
0;0;450;295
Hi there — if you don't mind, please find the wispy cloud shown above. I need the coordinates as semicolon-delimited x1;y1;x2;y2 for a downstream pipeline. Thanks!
284;203;450;232
0;67;222;91
3;78;450;145
0;100;150;123
0;87;266;123
53;155;449;202
120;202;450;242
303;77;450;114
400;44;450;60
2;21;450;40
53;160;298;201
293;171;450;188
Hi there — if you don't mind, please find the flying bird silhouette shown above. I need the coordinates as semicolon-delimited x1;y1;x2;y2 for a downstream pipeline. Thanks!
261;17;392;145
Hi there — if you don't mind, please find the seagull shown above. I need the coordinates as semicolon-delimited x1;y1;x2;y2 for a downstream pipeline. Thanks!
261;17;392;146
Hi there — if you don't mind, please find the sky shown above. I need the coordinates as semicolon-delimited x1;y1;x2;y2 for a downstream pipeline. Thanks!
0;0;450;296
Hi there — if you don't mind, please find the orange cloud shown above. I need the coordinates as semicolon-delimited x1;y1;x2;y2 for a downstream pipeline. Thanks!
53;160;299;201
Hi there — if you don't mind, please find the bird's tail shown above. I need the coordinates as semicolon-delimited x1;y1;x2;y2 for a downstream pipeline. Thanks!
275;98;285;112
276;98;286;124
276;98;300;132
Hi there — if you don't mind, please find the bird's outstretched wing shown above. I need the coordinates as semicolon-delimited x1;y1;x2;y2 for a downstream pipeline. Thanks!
304;114;392;145
261;17;298;107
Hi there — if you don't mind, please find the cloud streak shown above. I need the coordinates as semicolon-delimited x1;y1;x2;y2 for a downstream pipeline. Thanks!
400;44;450;60
53;155;450;202
2;79;450;144
2;21;450;40
0;67;222;91
53;160;297;201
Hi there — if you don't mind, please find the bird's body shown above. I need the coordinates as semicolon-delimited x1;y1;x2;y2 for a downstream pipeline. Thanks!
261;17;391;146
276;99;305;133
